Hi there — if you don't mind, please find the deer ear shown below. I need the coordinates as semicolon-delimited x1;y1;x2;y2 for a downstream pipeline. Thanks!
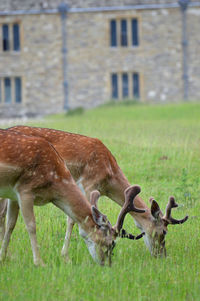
91;206;107;227
151;200;161;219
90;190;100;209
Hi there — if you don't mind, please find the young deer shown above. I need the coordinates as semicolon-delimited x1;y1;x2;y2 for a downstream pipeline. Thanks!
0;129;145;266
1;126;188;258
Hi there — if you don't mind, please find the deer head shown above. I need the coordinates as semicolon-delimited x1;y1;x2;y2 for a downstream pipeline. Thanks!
144;196;188;257
80;186;145;266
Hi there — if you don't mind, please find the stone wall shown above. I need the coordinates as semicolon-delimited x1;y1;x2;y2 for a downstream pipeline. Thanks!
0;13;63;117
0;1;199;116
67;6;194;108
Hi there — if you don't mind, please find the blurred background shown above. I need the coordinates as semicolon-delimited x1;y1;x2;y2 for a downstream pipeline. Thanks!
0;0;199;119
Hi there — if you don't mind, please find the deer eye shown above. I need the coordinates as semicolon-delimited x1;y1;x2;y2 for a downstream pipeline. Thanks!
163;230;167;235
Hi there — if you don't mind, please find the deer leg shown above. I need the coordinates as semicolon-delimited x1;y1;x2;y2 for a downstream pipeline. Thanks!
61;216;74;262
0;198;7;243
61;179;86;262
18;192;45;267
52;199;76;262
0;199;19;262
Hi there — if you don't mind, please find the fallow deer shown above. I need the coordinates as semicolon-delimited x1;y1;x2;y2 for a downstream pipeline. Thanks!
1;126;188;259
0;129;145;266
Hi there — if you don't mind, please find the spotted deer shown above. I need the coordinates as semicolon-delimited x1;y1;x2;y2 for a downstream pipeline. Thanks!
1;126;188;259
0;129;145;266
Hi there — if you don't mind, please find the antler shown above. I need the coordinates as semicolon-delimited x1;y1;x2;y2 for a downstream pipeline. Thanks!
90;190;100;209
114;185;145;234
120;229;145;240
163;196;188;225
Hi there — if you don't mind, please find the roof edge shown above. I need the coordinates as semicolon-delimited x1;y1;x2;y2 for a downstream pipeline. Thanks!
0;2;200;16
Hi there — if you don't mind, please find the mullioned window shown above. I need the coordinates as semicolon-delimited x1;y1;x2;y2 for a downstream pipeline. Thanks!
0;77;22;104
111;72;140;100
110;18;139;47
2;23;21;52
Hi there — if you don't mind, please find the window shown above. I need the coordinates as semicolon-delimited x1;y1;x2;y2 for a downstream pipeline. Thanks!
15;77;22;103
2;23;21;52
0;77;22;104
110;18;139;47
110;20;117;47
132;19;139;46
121;20;128;47
133;73;140;98
111;72;140;100
2;24;9;51
4;78;11;103
122;73;129;97
111;74;118;99
13;24;20;51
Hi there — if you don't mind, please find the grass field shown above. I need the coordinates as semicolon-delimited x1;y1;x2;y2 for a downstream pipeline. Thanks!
0;102;200;301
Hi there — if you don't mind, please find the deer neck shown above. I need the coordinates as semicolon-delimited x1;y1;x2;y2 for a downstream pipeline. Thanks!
58;183;96;234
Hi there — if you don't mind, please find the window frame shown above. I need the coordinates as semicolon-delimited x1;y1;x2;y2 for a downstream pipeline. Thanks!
1;22;22;53
109;17;140;48
110;72;142;100
0;76;23;105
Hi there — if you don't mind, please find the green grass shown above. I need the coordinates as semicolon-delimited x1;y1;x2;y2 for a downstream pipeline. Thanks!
0;102;200;300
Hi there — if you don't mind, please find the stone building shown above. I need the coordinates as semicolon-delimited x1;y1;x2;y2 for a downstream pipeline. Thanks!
0;0;199;117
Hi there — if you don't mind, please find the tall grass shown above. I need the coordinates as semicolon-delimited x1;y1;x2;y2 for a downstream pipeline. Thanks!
0;102;200;300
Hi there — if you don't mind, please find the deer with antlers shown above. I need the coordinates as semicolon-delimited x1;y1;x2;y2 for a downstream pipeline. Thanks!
0;129;145;266
0;126;188;259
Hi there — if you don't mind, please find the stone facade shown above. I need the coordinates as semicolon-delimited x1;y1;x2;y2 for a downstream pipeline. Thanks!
0;13;63;117
0;0;199;117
